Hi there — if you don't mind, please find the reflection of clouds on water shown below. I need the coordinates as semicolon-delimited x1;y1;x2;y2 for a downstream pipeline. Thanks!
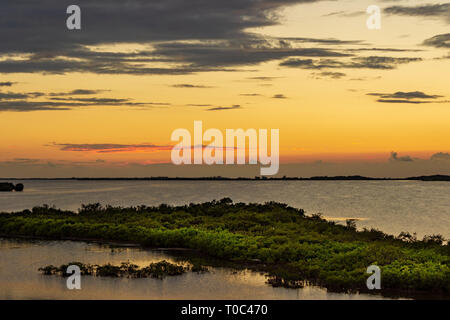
0;239;396;300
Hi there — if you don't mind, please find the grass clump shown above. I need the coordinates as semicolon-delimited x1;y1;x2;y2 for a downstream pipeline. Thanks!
39;260;187;279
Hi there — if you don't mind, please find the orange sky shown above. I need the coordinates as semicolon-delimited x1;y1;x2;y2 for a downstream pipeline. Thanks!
0;0;449;177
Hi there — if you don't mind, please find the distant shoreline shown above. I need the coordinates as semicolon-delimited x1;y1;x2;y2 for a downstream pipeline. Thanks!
1;175;449;181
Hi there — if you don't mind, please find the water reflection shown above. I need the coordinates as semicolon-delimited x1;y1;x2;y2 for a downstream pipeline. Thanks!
0;238;395;300
0;180;448;238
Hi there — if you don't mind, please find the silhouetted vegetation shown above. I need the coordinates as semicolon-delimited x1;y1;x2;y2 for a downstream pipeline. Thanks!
1;199;449;296
0;183;15;192
1;174;450;181
0;182;24;192
39;260;187;279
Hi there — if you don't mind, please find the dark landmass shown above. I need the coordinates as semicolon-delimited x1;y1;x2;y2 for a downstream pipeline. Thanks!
1;175;450;181
0;182;24;192
39;260;197;279
405;175;450;181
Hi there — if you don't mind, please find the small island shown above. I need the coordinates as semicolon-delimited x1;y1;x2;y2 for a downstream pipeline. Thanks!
0;183;24;192
0;199;448;298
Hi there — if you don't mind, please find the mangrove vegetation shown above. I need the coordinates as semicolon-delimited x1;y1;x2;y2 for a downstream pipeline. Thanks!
39;260;196;279
0;199;448;297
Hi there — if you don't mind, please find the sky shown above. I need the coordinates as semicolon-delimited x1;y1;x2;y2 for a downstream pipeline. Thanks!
0;0;449;178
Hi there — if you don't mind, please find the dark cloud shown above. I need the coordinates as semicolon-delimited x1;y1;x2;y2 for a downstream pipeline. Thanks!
280;58;316;68
54;143;172;153
0;91;45;100
1;1;327;53
151;41;348;68
0;56;226;75
384;4;450;23
49;97;171;106
423;33;450;49
206;104;242;111
367;91;443;100
280;56;421;70
49;97;129;104
0;1;367;75
0;101;73;112
278;37;363;45
389;152;414;162
0;95;170;112
49;89;108;96
5;158;41;164
312;71;346;79
323;11;365;18
240;93;263;96
272;94;287;99
0;1;435;77
375;99;434;104
186;104;214;107
430;152;450;161
246;76;280;81
0;81;15;87
0;158;112;167
171;84;214;88
0;84;171;111
348;56;422;69
0;92;32;100
367;91;447;104
346;48;423;53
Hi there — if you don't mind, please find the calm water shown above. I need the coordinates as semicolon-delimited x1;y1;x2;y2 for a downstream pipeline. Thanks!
0;238;394;300
0;180;449;238
0;180;446;299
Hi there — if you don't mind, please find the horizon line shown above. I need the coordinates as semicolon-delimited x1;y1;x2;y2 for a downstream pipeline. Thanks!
1;174;450;181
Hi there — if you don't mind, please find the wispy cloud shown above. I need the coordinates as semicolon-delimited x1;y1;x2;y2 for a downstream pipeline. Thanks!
186;104;214;107
246;76;280;81
171;84;214;88
368;91;443;100
384;4;450;24
312;71;346;79
280;56;422;70
53;143;172;153
430;152;450;161
389;152;414;162
323;11;365;18
49;89;108;96
0;92;44;100
423;33;450;49
272;94;287;99
0;84;171;112
206;105;242;111
0;81;15;87
0;1;367;76
367;91;448;104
